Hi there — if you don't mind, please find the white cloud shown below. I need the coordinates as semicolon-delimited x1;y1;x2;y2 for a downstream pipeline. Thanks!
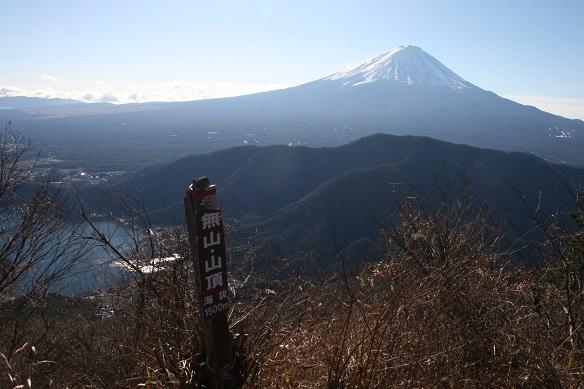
3;80;583;121
41;73;64;82
0;79;291;104
0;86;21;96
504;94;584;120
98;92;119;103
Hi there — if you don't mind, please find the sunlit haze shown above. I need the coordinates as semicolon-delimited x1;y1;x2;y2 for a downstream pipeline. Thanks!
1;0;583;118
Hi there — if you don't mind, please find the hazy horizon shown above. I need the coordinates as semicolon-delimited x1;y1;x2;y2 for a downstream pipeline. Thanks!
1;1;583;119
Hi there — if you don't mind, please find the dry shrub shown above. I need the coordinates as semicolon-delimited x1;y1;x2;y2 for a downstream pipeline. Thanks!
235;193;583;388
2;189;583;388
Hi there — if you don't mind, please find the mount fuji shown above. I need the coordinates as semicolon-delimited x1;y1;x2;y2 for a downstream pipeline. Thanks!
322;45;472;89
4;45;584;169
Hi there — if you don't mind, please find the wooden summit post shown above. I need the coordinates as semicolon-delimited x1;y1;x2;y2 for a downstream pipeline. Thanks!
185;177;239;388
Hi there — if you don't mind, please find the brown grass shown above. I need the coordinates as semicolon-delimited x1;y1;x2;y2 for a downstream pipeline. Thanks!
1;193;583;388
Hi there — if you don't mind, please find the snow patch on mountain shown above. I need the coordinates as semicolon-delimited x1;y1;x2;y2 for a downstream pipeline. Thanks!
324;45;472;89
547;125;575;139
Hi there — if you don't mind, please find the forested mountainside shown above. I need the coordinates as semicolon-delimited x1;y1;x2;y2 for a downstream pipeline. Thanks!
109;133;584;264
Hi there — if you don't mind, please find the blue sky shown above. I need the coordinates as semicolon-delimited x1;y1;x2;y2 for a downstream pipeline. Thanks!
1;0;583;117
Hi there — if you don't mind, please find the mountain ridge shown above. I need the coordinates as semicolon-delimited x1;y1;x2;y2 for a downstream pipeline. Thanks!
4;45;583;169
105;133;584;264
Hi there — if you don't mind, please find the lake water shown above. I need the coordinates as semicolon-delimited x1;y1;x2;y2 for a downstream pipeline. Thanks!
57;220;135;296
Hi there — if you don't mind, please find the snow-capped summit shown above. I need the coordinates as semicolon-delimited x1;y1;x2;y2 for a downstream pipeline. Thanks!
323;45;472;89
